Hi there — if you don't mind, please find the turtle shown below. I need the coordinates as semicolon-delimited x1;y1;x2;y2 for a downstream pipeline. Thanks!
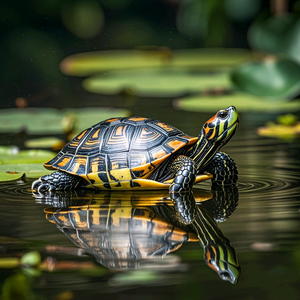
32;106;239;193
44;189;240;283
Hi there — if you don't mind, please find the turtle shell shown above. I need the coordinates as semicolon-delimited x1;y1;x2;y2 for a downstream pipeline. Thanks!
44;117;204;190
44;199;198;269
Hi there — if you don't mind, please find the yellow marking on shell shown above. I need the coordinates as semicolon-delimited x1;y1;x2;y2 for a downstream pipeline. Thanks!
90;207;100;226
111;181;132;189
115;125;124;136
45;214;55;223
70;211;87;228
169;230;190;242
131;163;153;178
58;157;71;167
89;157;104;173
72;157;87;173
152;149;167;160
167;139;186;150
141;127;153;136
106;118;119;123
111;207;133;226
129;117;147;121
92;128;100;139
77;130;87;140
83;139;99;146
57;215;68;222
188;232;199;242
84;174;213;191
109;168;132;182
157;122;173;131
70;140;80;147
87;172;106;184
185;136;198;145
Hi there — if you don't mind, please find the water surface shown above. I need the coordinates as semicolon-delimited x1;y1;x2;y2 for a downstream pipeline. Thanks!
0;106;300;300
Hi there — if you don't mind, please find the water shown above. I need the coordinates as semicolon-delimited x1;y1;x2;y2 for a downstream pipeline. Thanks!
0;105;300;300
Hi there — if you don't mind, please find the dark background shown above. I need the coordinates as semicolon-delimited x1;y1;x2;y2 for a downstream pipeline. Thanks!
1;0;297;109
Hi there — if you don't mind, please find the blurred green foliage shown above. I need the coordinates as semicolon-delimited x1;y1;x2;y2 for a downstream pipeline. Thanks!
231;57;300;99
0;0;275;108
0;0;300;111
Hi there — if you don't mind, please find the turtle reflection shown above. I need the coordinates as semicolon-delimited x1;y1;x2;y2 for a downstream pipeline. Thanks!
42;187;240;283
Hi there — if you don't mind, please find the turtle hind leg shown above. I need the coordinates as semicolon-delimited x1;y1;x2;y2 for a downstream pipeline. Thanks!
203;152;238;186
169;155;197;193
31;170;84;193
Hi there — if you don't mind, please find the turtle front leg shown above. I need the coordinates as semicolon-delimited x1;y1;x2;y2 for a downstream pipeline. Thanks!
169;156;197;193
31;171;83;193
202;152;238;186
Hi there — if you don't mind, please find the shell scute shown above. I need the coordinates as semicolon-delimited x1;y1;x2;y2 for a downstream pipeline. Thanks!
76;126;104;156
148;119;183;136
130;125;167;151
87;154;106;173
101;124;135;154
108;153;129;170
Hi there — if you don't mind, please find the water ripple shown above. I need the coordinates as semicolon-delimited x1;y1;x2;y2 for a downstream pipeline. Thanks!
0;182;32;198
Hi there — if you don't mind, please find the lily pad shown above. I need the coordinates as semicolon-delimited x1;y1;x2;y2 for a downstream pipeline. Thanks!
0;163;53;179
230;57;300;99
0;149;56;165
257;122;300;140
60;48;263;77
0;107;130;135
176;92;300;112
0;147;56;180
0;172;25;182
64;107;131;134
83;69;231;97
24;137;65;150
0;108;64;134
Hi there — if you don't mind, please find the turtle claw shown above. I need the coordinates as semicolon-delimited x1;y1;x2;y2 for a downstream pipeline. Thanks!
31;178;43;191
32;178;55;195
37;183;51;193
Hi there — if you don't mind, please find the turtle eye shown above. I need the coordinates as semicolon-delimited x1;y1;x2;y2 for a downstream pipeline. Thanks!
217;111;228;119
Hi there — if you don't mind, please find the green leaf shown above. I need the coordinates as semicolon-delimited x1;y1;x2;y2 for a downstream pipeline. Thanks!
0;164;53;179
0;148;56;164
0;257;20;269
176;92;300;112
248;13;300;64
0;108;64;134
0;172;25;182
60;48;262;76
284;18;300;64
83;69;231;97
248;13;298;55
24;137;65;149
230;58;300;99
0;146;19;155
0;107;131;135
64;107;130;134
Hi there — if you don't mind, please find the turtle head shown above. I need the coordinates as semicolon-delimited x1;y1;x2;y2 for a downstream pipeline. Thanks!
202;106;239;146
189;106;239;168
204;243;241;284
